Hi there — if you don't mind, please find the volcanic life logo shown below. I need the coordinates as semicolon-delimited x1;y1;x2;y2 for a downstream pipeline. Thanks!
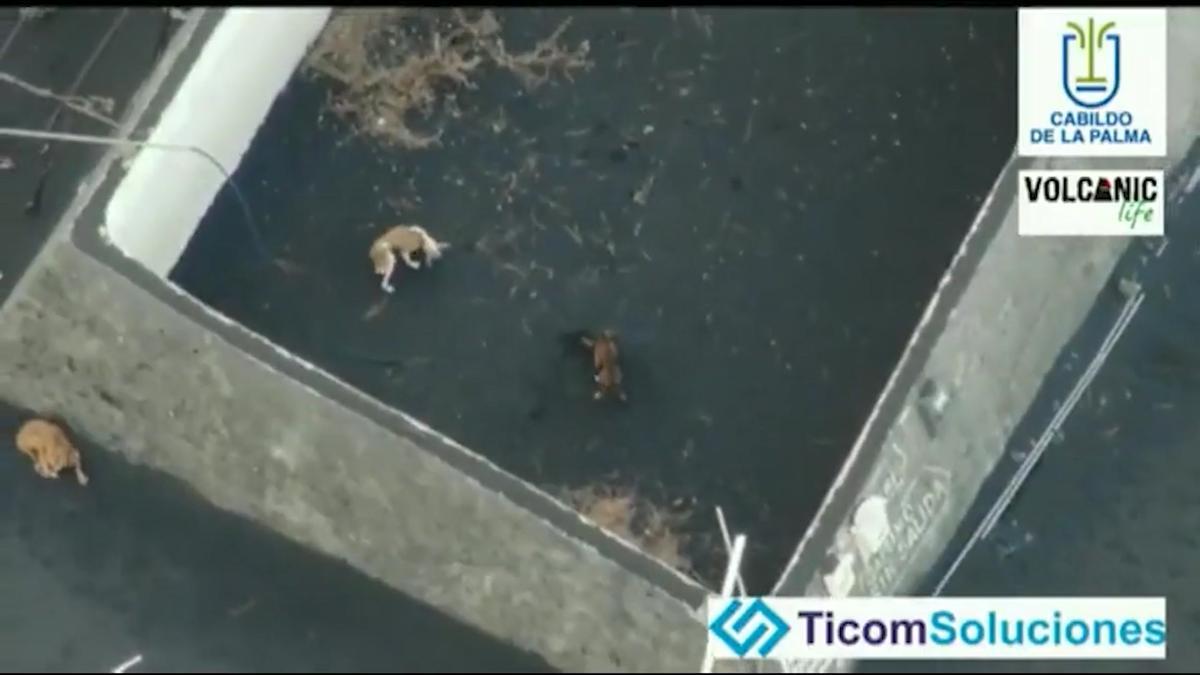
1018;9;1167;158
1017;169;1164;237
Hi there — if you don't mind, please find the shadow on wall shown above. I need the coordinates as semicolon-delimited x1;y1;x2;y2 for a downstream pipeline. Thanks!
0;403;555;673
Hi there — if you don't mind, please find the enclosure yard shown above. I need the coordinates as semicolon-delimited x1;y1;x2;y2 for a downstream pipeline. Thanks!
172;8;1017;590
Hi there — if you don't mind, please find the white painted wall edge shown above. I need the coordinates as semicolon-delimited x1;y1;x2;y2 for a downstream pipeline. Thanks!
104;8;331;278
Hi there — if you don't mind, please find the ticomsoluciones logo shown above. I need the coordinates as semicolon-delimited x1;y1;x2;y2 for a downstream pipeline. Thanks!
789;610;1166;649
706;598;1168;660
709;598;791;658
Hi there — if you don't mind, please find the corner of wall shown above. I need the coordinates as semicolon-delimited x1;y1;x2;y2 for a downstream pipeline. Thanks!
102;8;331;277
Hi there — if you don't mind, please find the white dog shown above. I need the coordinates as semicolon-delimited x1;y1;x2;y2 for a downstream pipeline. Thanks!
368;224;450;293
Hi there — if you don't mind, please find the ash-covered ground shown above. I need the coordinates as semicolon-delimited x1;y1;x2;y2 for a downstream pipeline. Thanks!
0;403;552;672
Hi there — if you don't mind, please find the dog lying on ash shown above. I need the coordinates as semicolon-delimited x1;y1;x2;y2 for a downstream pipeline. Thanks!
368;224;450;293
15;418;89;486
580;329;627;402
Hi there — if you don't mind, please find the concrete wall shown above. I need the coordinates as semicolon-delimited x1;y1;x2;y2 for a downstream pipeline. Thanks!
0;243;707;672
104;8;331;276
767;9;1200;673
0;9;710;672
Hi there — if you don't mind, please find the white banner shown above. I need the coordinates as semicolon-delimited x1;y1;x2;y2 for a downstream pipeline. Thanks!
706;597;1166;661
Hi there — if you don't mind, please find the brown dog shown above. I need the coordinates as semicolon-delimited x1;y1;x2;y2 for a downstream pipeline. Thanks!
581;329;626;402
15;418;88;486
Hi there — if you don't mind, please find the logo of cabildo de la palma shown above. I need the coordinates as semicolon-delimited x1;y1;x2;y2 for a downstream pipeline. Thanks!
1019;9;1166;157
1017;169;1164;237
1063;18;1120;110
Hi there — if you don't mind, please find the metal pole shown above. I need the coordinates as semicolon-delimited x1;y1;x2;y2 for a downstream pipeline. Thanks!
715;506;747;596
702;533;748;674
719;534;747;598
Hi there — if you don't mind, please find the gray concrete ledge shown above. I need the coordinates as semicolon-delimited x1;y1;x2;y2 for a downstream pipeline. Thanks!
0;241;706;672
0;8;709;673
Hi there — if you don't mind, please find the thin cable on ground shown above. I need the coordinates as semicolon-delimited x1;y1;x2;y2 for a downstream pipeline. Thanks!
41;9;128;131
0;11;126;131
0;126;288;270
0;11;25;63
931;289;1145;597
0;13;284;269
979;289;1143;539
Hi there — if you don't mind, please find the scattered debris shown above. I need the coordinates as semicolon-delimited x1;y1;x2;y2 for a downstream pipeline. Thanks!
632;171;657;206
25;167;48;217
17;7;53;21
228;597;258;618
742;109;755;143
565;483;693;575
1117;276;1141;300
0;71;118;129
690;9;714;40
561;223;583;247
362;295;389;320
110;654;142;674
484;15;591;91
303;9;591;150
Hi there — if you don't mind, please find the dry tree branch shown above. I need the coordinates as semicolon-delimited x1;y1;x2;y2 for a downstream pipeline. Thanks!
302;8;591;150
481;17;592;91
566;482;696;577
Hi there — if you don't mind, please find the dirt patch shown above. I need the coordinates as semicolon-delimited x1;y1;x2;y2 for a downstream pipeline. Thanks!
303;8;591;150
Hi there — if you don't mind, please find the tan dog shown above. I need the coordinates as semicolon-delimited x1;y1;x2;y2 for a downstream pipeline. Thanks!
581;329;626;402
15;418;88;486
368;224;450;293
